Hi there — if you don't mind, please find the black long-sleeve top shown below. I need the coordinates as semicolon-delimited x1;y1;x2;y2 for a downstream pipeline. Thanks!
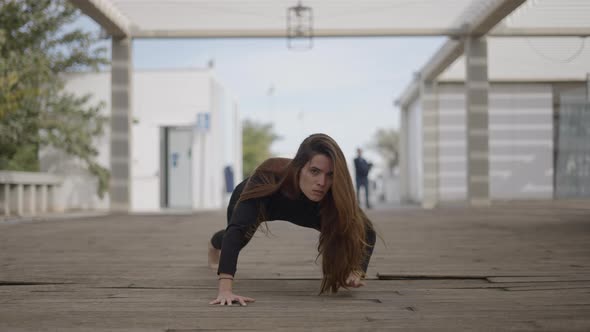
218;188;377;276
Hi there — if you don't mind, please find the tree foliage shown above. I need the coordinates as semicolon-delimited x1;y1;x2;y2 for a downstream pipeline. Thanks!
0;0;110;197
242;119;280;178
369;128;399;171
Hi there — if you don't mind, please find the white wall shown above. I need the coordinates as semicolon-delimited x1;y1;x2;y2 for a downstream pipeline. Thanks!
436;84;467;200
438;83;553;201
40;72;111;211
192;77;224;210
406;82;555;204
133;70;212;212
436;83;554;201
489;84;553;199
58;69;242;212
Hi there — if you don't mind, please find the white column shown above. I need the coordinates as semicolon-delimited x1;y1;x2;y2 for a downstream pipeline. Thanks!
26;184;36;216
40;185;48;213
421;80;439;209
399;107;410;203
465;36;490;206
3;184;9;217
110;37;133;212
15;184;24;216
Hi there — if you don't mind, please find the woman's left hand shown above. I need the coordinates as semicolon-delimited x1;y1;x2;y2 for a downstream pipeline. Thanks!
345;271;366;288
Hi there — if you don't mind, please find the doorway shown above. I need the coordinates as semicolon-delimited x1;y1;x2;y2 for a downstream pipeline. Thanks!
161;126;193;208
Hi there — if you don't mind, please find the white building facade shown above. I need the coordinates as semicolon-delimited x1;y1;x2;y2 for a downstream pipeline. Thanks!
43;69;242;212
398;38;590;205
403;83;556;203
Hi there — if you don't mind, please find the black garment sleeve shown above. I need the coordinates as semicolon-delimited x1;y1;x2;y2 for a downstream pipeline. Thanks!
360;224;377;273
217;198;260;276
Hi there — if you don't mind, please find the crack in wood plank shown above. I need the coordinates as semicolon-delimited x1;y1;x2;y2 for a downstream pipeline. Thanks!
0;281;74;286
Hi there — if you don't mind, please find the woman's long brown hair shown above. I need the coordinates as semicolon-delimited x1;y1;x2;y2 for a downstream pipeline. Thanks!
238;133;373;293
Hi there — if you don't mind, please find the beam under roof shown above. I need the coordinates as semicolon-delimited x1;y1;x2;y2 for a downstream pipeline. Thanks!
131;27;590;39
490;26;590;37
70;0;131;37
396;0;526;108
132;28;469;39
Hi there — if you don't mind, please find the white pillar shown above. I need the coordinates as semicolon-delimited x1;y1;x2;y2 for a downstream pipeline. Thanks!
3;184;9;217
421;80;439;209
40;184;48;213
26;184;36;216
399;107;410;203
465;36;490;206
15;184;24;216
110;37;133;212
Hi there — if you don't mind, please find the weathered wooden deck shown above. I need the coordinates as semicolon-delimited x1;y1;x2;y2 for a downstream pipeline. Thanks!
1;200;589;331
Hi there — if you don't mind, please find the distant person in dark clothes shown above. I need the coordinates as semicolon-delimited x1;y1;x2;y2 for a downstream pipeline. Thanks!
353;148;373;209
208;134;377;306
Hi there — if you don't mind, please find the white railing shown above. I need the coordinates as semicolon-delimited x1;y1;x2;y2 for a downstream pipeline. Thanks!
0;171;63;217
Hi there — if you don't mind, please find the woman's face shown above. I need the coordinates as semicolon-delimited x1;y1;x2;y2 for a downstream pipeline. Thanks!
299;153;334;202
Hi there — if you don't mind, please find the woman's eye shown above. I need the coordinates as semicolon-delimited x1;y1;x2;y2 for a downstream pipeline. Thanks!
311;169;319;175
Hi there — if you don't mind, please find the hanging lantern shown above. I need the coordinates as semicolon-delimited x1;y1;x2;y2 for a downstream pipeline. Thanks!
287;1;313;50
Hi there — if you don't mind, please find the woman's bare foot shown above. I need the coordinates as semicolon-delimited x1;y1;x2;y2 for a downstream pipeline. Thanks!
208;241;220;270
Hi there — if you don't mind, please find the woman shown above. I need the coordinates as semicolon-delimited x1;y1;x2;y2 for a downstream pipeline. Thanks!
208;133;377;306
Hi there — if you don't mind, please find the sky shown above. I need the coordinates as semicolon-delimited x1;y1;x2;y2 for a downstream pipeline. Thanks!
80;17;445;171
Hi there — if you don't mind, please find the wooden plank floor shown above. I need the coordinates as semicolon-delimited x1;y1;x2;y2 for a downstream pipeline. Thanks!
1;200;589;331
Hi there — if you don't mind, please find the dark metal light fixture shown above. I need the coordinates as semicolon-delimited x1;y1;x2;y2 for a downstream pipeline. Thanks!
287;1;313;50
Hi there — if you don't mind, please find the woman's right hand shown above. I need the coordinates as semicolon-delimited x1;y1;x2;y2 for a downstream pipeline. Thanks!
209;290;255;306
209;275;255;306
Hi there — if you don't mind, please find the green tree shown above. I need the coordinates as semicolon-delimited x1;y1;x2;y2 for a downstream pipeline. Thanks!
242;119;280;178
369;128;399;171
0;0;110;197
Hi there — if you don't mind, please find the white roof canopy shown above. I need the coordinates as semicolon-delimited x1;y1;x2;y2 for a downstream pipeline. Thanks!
70;0;590;39
69;0;590;107
439;37;590;83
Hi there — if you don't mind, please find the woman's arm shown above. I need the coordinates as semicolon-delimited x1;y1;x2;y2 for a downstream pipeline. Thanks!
345;223;376;288
210;198;260;306
217;198;260;276
361;224;377;273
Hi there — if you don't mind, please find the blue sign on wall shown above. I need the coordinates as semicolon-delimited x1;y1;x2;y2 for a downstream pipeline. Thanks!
195;113;211;132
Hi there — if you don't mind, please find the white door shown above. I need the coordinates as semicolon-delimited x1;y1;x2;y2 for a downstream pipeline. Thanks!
167;128;192;208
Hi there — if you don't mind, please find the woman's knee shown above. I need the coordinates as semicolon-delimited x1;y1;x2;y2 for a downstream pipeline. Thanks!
210;229;225;250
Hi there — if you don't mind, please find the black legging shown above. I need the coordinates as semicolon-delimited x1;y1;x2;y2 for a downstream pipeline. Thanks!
210;178;249;250
356;177;370;208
